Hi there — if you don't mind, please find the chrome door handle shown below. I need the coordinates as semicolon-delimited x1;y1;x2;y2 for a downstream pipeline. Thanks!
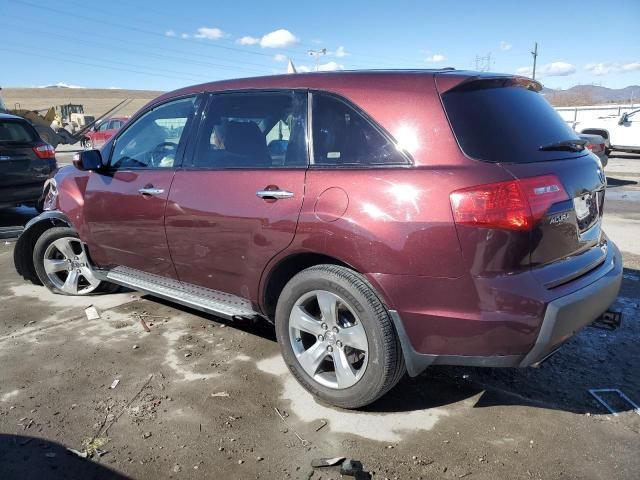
138;187;165;195
256;189;294;199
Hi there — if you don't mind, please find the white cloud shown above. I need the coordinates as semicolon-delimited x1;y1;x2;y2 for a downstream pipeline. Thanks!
334;46;348;58
317;61;344;71
194;27;226;40
584;61;640;76
237;35;260;45
274;53;287;62
165;29;176;37
260;29;299;48
291;61;343;73
500;41;512;51
425;54;446;63
181;33;189;39
516;61;576;77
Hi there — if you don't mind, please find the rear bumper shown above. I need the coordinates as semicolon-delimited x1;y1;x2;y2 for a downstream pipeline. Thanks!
0;182;45;209
385;241;623;376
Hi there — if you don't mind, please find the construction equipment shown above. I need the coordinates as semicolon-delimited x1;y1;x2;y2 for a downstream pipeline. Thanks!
0;87;131;148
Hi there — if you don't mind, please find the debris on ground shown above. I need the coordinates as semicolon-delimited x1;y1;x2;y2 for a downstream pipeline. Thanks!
66;447;88;458
110;379;120;389
81;436;108;458
310;457;371;479
85;306;100;321
310;457;345;468
314;419;328;432
275;407;309;446
211;391;230;397
589;388;640;416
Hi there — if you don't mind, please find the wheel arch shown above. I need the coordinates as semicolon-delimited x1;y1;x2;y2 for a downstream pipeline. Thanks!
260;252;355;321
13;211;72;284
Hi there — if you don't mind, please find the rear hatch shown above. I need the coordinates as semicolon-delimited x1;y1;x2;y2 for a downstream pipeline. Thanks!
438;75;607;288
0;118;54;189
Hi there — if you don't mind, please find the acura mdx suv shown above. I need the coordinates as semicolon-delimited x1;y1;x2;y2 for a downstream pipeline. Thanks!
14;70;622;408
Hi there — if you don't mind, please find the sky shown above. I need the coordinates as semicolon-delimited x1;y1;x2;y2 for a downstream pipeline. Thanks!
1;0;639;92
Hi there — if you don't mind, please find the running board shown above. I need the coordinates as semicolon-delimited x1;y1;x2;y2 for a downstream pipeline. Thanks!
104;266;259;320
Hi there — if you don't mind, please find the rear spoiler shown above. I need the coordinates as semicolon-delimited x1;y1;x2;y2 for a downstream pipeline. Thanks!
436;74;543;94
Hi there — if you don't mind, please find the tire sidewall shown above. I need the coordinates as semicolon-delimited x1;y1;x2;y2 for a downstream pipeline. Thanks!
275;266;392;408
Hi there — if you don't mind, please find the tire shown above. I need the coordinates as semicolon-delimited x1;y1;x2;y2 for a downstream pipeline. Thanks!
33;227;117;295
275;264;405;409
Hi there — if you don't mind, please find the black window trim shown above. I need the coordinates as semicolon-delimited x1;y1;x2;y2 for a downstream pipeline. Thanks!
182;88;310;171
308;90;413;169
105;93;203;172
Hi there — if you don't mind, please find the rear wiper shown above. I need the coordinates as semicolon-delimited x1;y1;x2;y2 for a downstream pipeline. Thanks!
538;139;587;152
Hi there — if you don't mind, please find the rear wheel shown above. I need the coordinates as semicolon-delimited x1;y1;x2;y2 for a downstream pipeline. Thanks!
33;227;117;295
275;264;405;408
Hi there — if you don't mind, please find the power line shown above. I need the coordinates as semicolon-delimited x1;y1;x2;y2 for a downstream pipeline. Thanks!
9;0;424;69
0;47;211;84
0;21;271;76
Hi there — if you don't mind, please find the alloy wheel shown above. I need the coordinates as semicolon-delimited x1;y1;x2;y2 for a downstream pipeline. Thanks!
288;290;369;389
43;237;101;295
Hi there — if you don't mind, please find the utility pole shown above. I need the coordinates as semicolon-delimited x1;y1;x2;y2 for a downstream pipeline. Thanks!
307;48;327;71
531;42;538;80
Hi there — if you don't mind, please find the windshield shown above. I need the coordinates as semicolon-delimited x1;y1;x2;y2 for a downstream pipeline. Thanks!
442;83;585;163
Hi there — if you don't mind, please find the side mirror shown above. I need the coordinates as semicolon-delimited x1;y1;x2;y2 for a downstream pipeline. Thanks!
618;113;628;125
73;149;103;171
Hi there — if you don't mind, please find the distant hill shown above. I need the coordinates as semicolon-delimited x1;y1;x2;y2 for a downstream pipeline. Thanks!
543;85;639;106
1;87;165;117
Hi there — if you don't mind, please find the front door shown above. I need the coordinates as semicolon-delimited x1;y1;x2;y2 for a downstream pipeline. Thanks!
83;96;197;277
165;90;308;300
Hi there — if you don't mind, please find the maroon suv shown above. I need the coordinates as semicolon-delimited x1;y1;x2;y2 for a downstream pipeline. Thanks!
14;70;622;408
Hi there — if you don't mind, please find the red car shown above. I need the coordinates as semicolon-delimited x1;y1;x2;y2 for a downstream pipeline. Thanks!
84;116;128;148
14;70;622;408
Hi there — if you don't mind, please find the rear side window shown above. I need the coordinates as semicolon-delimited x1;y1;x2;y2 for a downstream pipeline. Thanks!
442;83;583;163
193;91;308;169
311;93;408;167
0;120;38;143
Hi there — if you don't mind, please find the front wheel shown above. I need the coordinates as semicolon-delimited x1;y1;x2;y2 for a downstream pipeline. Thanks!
32;227;117;295
275;265;405;409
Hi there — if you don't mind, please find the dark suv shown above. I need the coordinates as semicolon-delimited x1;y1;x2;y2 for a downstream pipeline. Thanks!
14;71;622;408
1;113;57;210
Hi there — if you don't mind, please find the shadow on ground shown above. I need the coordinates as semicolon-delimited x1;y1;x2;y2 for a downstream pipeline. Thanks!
0;434;130;480
141;270;640;418
607;176;638;187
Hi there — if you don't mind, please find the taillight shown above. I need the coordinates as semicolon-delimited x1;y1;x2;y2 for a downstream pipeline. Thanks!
586;143;604;154
33;143;56;159
450;175;568;231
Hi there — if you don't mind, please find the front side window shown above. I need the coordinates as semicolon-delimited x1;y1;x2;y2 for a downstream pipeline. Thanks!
110;97;195;170
311;93;408;167
193;91;307;169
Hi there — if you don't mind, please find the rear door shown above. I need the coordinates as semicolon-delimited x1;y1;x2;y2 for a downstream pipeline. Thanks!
0;118;52;190
165;90;308;299
83;96;198;277
439;76;608;286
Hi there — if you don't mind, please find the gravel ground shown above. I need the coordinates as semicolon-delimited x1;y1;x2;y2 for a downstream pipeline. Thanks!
0;152;638;480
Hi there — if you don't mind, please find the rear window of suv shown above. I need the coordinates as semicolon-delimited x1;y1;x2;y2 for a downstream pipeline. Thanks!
441;80;584;163
0;120;38;144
